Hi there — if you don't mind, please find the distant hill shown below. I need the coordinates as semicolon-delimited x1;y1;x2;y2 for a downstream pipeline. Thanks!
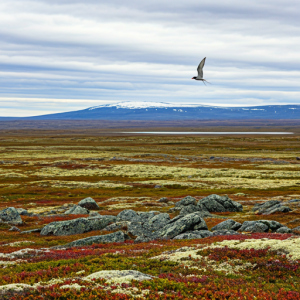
1;102;299;120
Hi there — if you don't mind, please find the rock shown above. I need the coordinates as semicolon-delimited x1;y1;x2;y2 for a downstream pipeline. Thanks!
179;204;201;216
175;196;197;207
89;212;102;218
287;199;300;203
259;220;283;231
116;209;138;222
40;216;115;236
20;228;42;234
145;213;170;231
9;226;20;232
16;208;30;216
103;221;130;231
62;231;125;247
134;236;153;243
65;205;89;215
276;227;292;233
78;197;100;210
173;232;204;240
197;194;243;212
238;221;269;233
168;207;181;213
212;230;240;236
157;212;208;239
252;200;291;215
211;219;242;232
0;207;22;225
84;269;154;282
158;197;168;203
194;230;213;238
292;226;300;234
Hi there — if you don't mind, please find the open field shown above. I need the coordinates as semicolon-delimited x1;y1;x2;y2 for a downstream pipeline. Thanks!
1;126;300;299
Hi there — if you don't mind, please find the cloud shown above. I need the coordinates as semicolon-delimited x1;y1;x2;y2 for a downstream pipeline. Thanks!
0;0;299;116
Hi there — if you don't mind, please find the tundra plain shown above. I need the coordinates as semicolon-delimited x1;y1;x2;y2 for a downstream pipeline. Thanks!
1;127;300;299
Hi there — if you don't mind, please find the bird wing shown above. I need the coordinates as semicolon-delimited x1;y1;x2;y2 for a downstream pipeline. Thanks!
197;57;206;78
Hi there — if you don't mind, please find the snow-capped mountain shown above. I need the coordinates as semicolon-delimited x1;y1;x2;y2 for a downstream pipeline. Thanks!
1;102;299;120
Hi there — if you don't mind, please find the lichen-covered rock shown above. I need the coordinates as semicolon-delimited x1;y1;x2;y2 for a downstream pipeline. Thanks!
78;197;100;210
103;221;130;231
0;207;22;225
211;219;242;232
16;208;30;216
65;205;89;215
259;220;283;231
84;270;154;283
157;212;208;239
276;226;292;233
197;194;243;212
116;209;138;222
292;226;300;234
179;204;201;216
173;232;204;240
63;231;125;247
40;216;115;236
194;230;213;238
175;196;197;207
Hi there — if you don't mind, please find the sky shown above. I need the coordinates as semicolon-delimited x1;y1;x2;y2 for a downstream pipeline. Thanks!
0;0;300;116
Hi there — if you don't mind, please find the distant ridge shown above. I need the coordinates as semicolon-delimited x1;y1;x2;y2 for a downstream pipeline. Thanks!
1;101;300;120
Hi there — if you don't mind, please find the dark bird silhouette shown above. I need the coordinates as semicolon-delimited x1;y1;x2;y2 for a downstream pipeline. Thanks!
192;57;211;85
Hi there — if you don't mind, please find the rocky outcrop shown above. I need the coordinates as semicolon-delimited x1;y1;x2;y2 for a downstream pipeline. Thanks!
116;209;138;222
157;212;208;239
212;229;240;236
61;231;126;247
40;216;116;236
211;219;242;231
78;197;100;210
173;230;212;240
175;196;197;207
65;205;89;215
238;220;284;233
252;200;292;215
197;194;243;212
0;207;22;225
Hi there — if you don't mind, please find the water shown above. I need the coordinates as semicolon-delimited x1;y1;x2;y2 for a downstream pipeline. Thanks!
122;132;293;135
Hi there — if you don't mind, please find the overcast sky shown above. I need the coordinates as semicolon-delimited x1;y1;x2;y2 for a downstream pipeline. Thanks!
1;0;300;116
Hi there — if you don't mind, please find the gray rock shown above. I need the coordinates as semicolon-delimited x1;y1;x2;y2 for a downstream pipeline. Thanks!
252;200;292;215
16;208;30;216
146;213;170;231
157;212;207;239
0;207;22;225
292;226;300;234
194;230;213;238
238;221;269;233
175;196;197;207
103;221;130;231
197;194;243;213
252;200;281;213
211;219;242;232
265;205;292;215
287;199;300;203
212;230;240;236
179;204;201;216
168;207;181;213
158;197;168;203
78;197;100;210
9;226;20;232
134;235;153;243
41;216;115;236
276;227;292;233
62;231;125;247
116;209;138;222
65;205;89;215
89;212;102;218
20;228;42;234
173;232;204;240
259;220;283;231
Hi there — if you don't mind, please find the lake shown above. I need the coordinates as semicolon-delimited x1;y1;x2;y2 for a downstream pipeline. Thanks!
122;132;293;135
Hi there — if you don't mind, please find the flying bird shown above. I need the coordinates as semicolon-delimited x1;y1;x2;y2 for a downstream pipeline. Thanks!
192;57;210;85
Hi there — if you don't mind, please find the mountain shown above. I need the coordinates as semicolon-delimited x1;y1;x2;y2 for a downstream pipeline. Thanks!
1;101;299;120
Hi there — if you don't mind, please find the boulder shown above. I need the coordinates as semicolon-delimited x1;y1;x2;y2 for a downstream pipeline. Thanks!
0;207;22;225
103;221;130;231
16;208;31;216
197;194;243;212
158;197;168;203
65;205;89;215
116;209;138;222
40;216;115;236
157;212;208;239
179;204;201;216
62;231;126;247
276;227;292;233
175;196;197;207
173;230;213;240
238;221;269;233
211;219;242;232
252;200;292;215
9;226;21;232
292;226;300;234
259;220;283;231
78;197;100;210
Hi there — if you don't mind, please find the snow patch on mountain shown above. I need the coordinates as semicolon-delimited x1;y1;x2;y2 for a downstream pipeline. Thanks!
88;101;212;110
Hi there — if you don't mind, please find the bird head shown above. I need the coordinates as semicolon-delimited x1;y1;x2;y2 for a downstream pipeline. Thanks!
191;77;197;80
